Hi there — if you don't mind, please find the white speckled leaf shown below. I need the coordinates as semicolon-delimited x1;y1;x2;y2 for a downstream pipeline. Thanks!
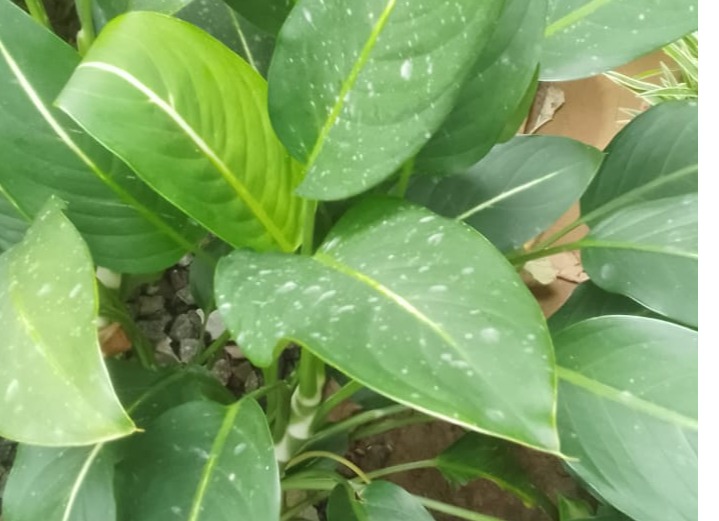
216;199;559;453
115;399;280;521
268;0;505;200
541;0;698;80
0;200;134;446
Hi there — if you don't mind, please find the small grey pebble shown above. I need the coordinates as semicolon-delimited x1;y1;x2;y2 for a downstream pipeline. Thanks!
205;310;225;340
144;283;160;296
138;316;171;343
211;359;233;385
233;360;254;383
177;254;194;267
244;371;261;393
169;311;202;341
179;338;203;363
176;286;195;305
169;269;188;291
136;295;165;317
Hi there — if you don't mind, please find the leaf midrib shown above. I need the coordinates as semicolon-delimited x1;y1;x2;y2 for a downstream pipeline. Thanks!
0;40;199;256
304;0;397;170
75;61;293;251
557;366;697;429
545;0;615;36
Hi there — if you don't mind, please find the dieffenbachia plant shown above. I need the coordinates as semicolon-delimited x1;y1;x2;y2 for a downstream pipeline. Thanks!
0;0;697;520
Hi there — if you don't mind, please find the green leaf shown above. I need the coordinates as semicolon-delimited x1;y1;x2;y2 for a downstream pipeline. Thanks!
555;316;697;521
94;0;194;26
223;0;292;34
177;0;276;77
0;0;204;273
583;194;697;327
548;281;663;333
57;12;305;253
436;433;554;515
558;495;593;521
327;481;434;521
216;198;559;453
408;136;602;251
2;361;233;521
3;444;118;521
0;200;134;445
268;0;505;200
116;399;280;521
581;101;698;221
0;191;28;252
416;0;547;173
189;240;233;313
540;0;698;80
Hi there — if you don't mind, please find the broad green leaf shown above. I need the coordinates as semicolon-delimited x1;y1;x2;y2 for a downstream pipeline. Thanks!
540;0;698;80
416;0;547;173
583;195;697;327
189;240;232;313
178;0;276;77
548;281;662;333
496;70;539;143
3;444;118;521
0;191;28;252
327;481;434;521
116;399;280;521
0;200;134;445
268;0;505;200
555;316;697;521
408;136;602;251
581;101;698;221
217;199;559;452
2;361;233;521
57;12;305;253
436;433;554;515
223;0;292;34
0;0;204;273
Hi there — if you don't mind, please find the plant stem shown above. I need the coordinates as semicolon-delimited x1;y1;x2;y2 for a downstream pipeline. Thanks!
350;412;435;440
364;459;436;480
528;218;584;251
286;450;371;484
74;0;96;55
313;379;364;427
25;0;51;28
302;404;408;449
394;157;415;198
195;330;231;365
508;240;588;266
417;496;508;521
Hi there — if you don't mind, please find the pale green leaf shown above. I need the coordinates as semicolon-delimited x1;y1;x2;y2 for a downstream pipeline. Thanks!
416;0;547;173
583;195;697;327
116;399;280;521
541;0;698;80
216;199;559;452
327;481;434;521
268;0;505;199
0;200;134;445
0;0;204;273
555;316;697;521
409;136;602;251
57;12;305;252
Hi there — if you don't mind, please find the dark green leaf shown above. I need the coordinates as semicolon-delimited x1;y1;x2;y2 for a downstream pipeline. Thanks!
268;0;505;199
555;316;697;521
178;0;276;77
0;191;28;252
540;0;698;80
327;481;434;521
222;0;292;34
94;0;193;26
0;0;204;272
581;101;697;220
558;495;593;520
3;444;117;521
217;198;559;453
57;12;306;253
116;399;280;521
0;200;134;445
408;136;602;251
437;433;554;515
583;195;697;327
188;240;233;313
416;0;547;173
548;281;662;333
